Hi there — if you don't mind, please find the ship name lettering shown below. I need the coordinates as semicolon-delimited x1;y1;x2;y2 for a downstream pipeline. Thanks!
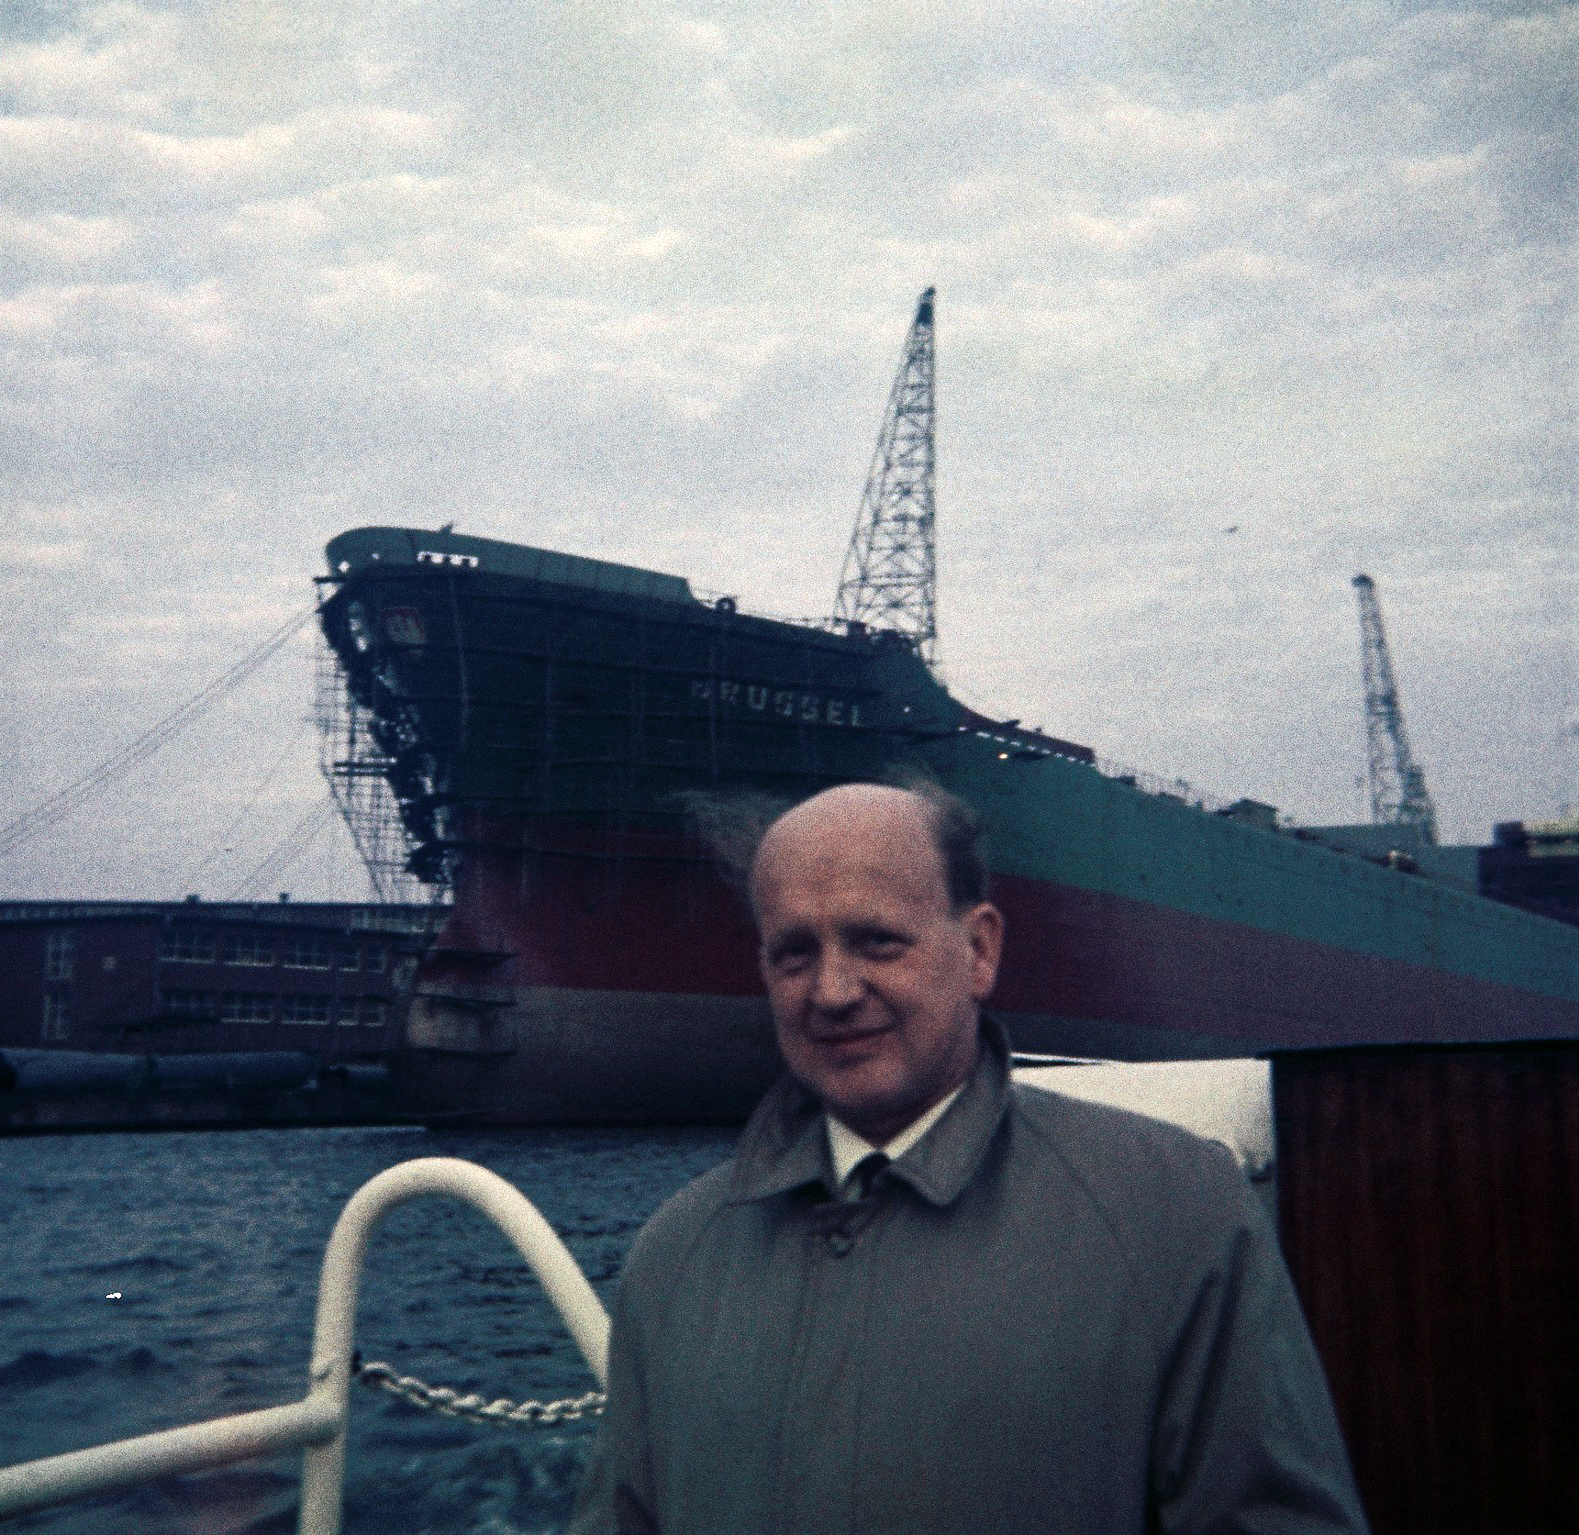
691;676;860;727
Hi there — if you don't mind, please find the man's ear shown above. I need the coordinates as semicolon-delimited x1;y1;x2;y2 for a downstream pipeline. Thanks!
964;903;1004;1001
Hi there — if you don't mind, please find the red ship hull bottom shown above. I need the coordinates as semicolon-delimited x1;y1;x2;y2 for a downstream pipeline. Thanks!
398;847;1579;1124
990;877;1579;1056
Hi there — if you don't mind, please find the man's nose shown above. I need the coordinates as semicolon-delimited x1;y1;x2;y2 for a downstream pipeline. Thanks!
810;948;862;1012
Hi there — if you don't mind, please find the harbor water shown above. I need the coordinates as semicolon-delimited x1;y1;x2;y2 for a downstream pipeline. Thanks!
0;1124;736;1534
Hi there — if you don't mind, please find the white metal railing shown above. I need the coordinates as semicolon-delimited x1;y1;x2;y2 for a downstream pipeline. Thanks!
0;1157;610;1534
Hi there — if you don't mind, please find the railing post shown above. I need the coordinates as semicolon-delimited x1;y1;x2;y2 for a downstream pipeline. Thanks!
295;1157;610;1535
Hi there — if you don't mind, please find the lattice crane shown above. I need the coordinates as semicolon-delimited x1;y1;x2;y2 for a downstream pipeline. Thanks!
834;288;939;664
1352;574;1439;844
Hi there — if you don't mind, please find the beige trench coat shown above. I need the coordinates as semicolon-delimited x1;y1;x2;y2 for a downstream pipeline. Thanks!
571;1020;1367;1535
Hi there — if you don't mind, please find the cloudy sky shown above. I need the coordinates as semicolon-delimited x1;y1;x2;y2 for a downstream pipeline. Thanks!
0;0;1573;902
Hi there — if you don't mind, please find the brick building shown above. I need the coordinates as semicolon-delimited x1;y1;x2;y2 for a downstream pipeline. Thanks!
0;898;439;1062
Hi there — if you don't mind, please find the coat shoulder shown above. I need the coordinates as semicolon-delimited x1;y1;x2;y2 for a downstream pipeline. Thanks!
1008;1082;1257;1273
618;1158;738;1299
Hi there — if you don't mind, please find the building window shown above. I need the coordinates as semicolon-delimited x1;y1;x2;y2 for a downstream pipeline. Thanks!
45;929;75;982
161;928;217;964
223;933;275;967
365;946;386;973
331;998;358;1027
282;935;334;970
280;995;332;1026
219;992;275;1025
337;946;361;972
359;1000;388;1028
165;990;218;1019
42;992;71;1041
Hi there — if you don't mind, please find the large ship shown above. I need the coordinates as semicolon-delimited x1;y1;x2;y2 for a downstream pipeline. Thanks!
316;293;1579;1123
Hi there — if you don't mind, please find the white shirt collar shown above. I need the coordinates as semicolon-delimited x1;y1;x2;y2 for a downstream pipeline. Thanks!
825;1084;967;1193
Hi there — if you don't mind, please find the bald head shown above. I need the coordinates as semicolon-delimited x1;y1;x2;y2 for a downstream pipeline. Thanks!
750;783;987;921
751;785;946;917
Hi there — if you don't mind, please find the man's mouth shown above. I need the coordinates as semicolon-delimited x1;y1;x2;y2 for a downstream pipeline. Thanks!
812;1024;893;1057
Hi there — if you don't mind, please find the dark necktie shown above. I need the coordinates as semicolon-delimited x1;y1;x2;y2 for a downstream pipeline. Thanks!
847;1151;889;1201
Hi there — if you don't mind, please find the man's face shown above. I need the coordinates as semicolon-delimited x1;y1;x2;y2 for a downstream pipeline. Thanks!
750;786;1004;1146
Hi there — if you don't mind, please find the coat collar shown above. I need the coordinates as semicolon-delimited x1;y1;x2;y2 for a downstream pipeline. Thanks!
726;1015;1014;1209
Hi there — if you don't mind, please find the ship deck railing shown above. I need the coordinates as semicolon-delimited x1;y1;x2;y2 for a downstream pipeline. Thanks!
0;1157;609;1535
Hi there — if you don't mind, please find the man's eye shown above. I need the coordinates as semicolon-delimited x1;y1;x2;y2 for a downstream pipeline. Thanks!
859;935;906;958
770;946;813;972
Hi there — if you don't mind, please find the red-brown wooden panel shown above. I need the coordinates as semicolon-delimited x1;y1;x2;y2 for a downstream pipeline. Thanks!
1274;1043;1579;1535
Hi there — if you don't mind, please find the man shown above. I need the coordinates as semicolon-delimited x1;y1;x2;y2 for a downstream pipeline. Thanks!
572;783;1368;1534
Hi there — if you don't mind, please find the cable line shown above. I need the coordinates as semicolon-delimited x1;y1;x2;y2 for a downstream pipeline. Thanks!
226;795;338;902
176;717;313;891
0;602;316;862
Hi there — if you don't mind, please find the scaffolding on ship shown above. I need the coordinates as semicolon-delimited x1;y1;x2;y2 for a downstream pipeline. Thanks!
312;633;452;908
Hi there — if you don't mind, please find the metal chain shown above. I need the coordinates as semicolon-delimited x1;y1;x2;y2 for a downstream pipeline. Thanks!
353;1355;605;1428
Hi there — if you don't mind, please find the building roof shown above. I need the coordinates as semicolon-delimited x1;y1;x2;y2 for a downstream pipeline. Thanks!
0;898;442;933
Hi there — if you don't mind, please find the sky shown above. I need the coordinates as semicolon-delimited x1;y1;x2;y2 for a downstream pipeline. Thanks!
0;0;1574;902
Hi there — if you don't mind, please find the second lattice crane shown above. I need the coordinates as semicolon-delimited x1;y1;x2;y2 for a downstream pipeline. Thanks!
1352;573;1439;845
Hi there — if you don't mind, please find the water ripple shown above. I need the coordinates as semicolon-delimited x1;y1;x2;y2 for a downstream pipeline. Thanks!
0;1349;98;1389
